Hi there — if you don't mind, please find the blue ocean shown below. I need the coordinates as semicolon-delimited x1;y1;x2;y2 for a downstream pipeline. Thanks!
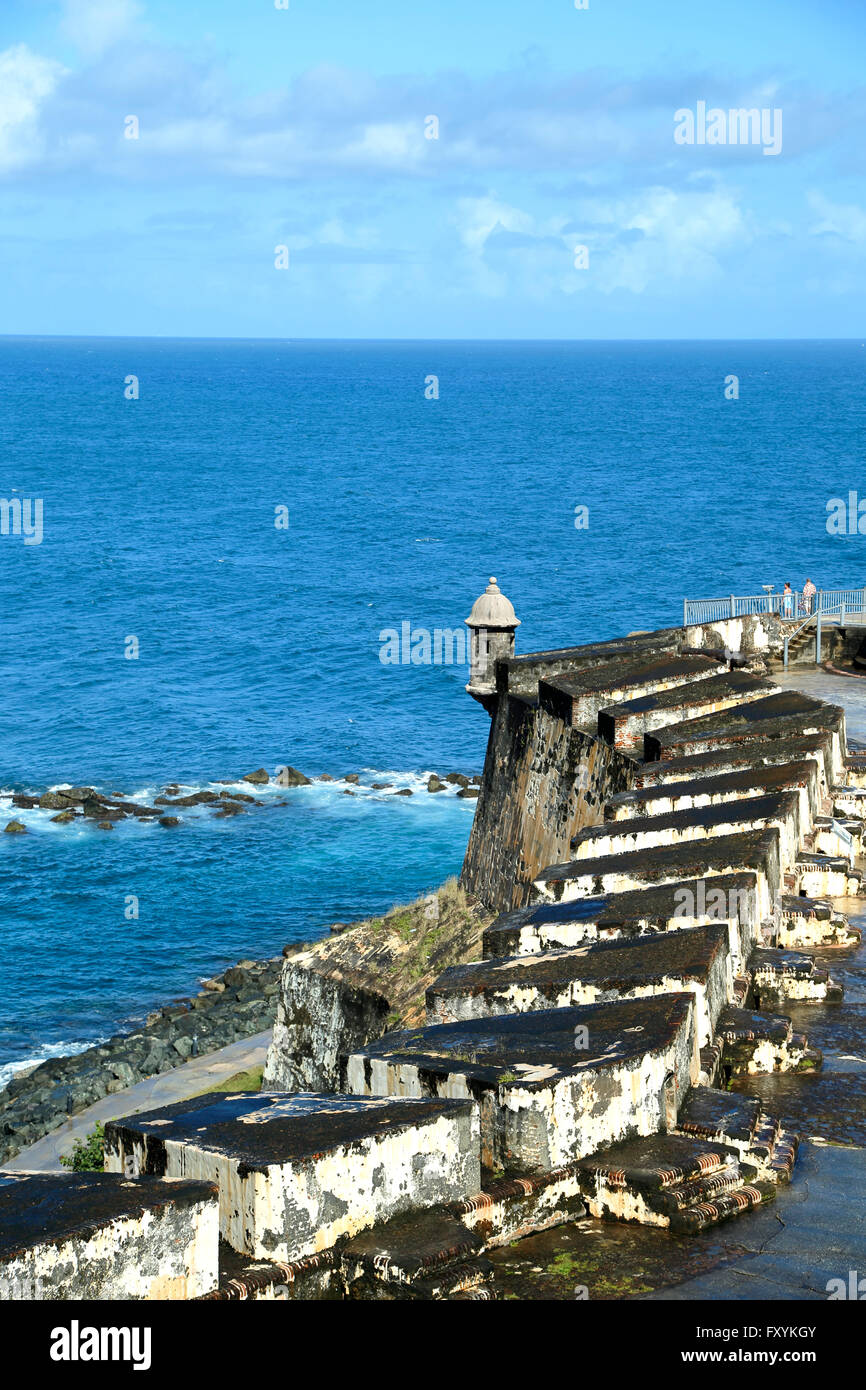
1;338;864;1083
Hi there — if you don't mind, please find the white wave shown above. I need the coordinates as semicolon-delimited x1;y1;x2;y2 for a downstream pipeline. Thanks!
0;1037;104;1092
0;768;480;833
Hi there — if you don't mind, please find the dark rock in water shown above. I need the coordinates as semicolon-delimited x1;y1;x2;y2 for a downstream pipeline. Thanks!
318;773;334;782
445;773;470;787
12;794;38;809
81;799;118;820
342;789;355;796
371;782;391;790
156;791;218;807
4;820;27;834
56;787;96;805
159;816;180;827
163;784;182;795
213;801;245;817
344;774;360;784
427;775;446;793
219;790;256;803
457;786;480;799
38;792;68;810
395;788;413;796
243;768;269;785
50;809;76;823
96;821;115;831
329;922;351;934
111;802;161;818
276;766;311;787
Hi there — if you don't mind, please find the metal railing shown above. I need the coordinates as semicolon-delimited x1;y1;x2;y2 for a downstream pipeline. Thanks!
683;588;866;628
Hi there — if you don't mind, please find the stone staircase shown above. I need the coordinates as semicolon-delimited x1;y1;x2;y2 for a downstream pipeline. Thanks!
572;1132;774;1234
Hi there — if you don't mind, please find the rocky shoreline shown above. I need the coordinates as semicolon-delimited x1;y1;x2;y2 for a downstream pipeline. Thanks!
0;954;285;1166
2;766;481;834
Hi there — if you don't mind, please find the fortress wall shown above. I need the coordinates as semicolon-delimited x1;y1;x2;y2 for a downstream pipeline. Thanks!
682;612;860;667
460;692;636;912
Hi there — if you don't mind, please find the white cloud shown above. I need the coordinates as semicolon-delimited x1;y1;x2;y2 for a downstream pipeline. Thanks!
60;0;144;59
808;192;866;246
455;197;536;252
0;45;67;174
453;185;748;299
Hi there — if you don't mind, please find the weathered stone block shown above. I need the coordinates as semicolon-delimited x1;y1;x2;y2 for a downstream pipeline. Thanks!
105;1092;480;1264
0;1172;218;1300
428;924;730;1046
344;993;698;1175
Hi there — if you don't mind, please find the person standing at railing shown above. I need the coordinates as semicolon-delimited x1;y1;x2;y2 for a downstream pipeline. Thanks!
802;577;816;615
781;582;794;618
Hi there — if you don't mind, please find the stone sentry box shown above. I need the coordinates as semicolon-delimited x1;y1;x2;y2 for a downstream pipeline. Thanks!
104;1092;480;1264
0;1172;219;1300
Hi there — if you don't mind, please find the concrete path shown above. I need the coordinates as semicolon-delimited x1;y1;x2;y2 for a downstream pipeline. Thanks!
645;1139;866;1300
1;1031;272;1174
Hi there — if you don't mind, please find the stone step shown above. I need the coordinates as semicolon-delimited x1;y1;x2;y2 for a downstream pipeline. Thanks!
668;1181;774;1235
538;653;727;730
793;852;862;899
762;1126;800;1184
104;1092;480;1264
427;924;730;1046
605;759;820;827
483;873;760;961
202;1245;340;1302
342;993;699;1176
675;1089;798;1185
777;894;860;948
643;691;845;774
633;733;835;794
533;829;782;925
0;1171;219;1301
809;815;862;861
571;791;802;872
749;946;843;1005
341;1208;485;1292
714;1004;821;1076
455;1166;586;1246
598;671;780;750
342;1166;587;1299
676;1085;762;1147
573;1133;773;1233
393;1257;496;1301
832;785;866;816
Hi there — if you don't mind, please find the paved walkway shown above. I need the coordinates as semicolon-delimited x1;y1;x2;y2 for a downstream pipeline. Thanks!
1;1031;272;1174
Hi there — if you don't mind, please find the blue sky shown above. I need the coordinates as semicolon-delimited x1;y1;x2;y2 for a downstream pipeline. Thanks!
2;0;865;337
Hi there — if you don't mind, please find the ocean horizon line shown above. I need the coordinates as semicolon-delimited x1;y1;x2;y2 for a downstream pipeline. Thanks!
1;334;864;346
